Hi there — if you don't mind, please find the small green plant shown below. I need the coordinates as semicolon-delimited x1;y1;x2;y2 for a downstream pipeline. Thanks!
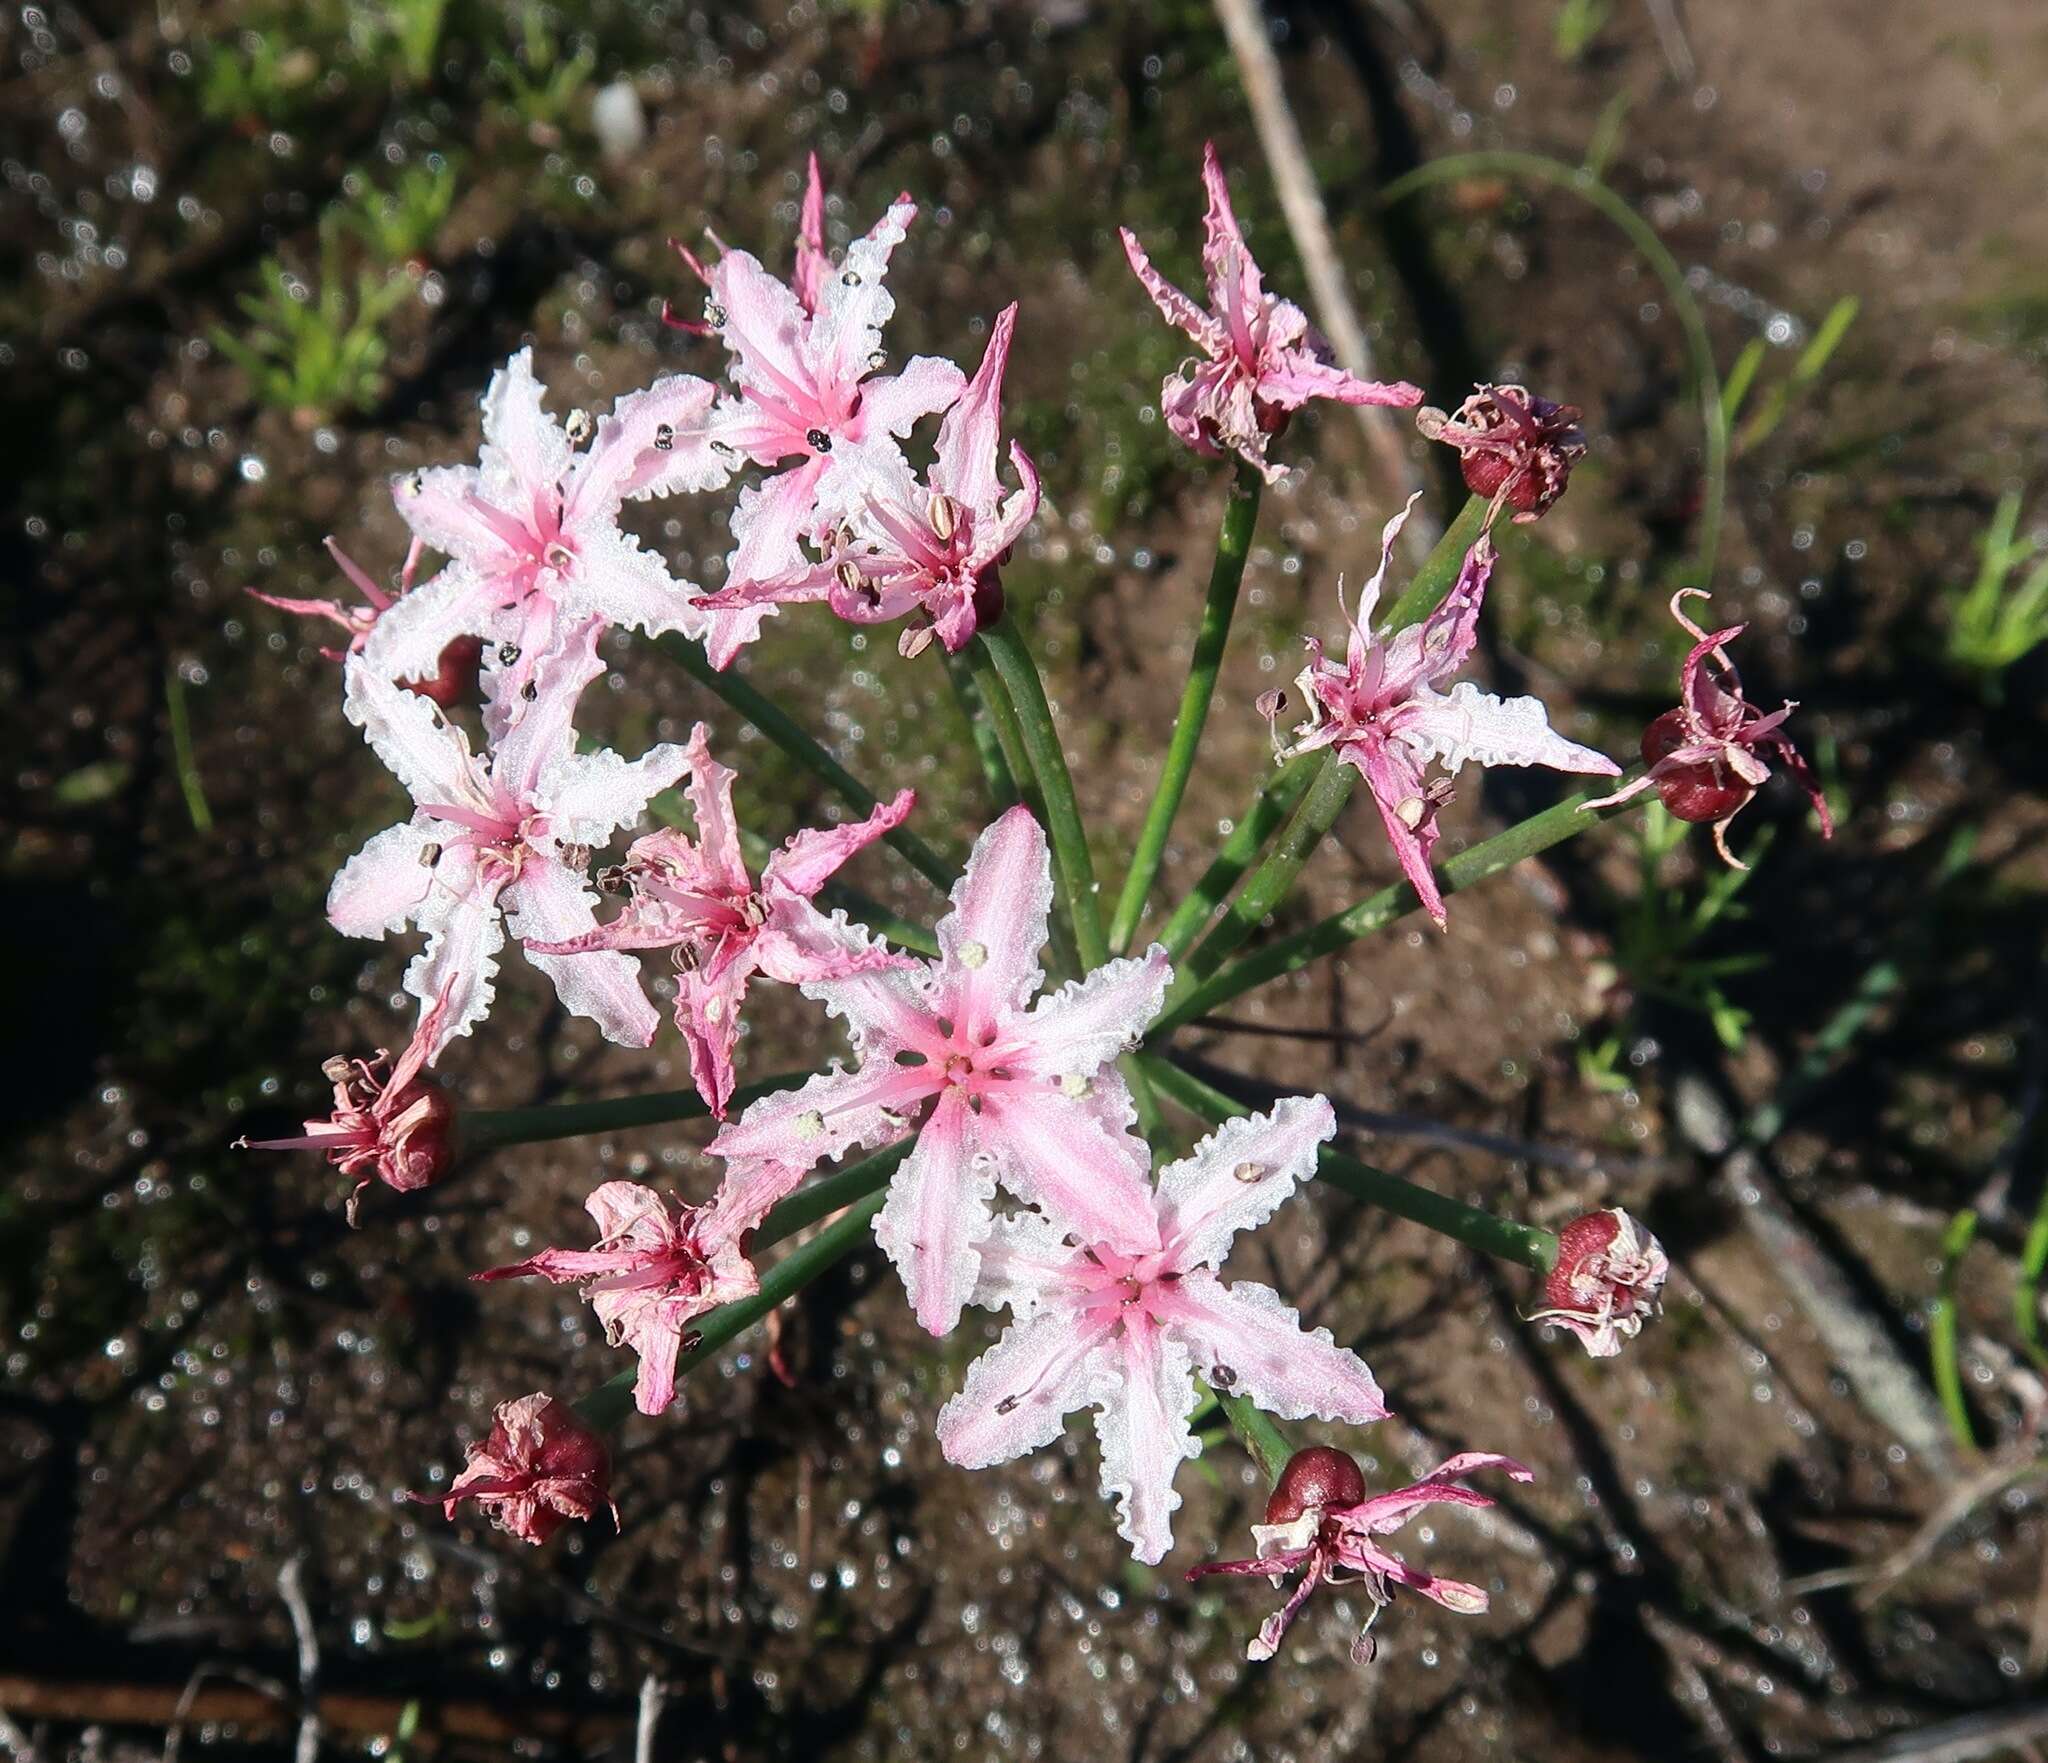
491;3;597;138
372;0;449;86
210;231;412;418
194;32;324;124
1945;491;2048;691
338;158;460;266
1579;802;1769;1090
1553;0;1612;61
1720;296;1860;456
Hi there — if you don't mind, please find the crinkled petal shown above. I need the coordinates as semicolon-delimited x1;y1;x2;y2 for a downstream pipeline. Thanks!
1353;737;1446;928
1349;1451;1535;1535
707;247;815;415
936;1304;1116;1469
763;787;915;899
1153;1272;1388;1424
328;818;439;939
405;848;507;1057
979;1086;1160;1256
873;1089;998;1335
680;724;752;895
812;194;915;390
673;958;750;1118
490;616;605;803
1154;1094;1336;1270
969;1210;1089;1318
1095;1315;1200;1564
1013;944;1172;1081
574;373;730;513
343;651;487;810
933;806;1052;1042
700;1159;808;1254
1258;345;1424;415
1377;530;1490;697
795;914;941;1056
390;465;517;569
1400;681;1620;778
1118;226;1226;354
930;304;1017;513
1198;142;1263;319
477;347;573;515
792;152;828;315
507;853;660;1048
708;1059;932;1172
858;355;968;443
559;523;709;643
538;742;692;851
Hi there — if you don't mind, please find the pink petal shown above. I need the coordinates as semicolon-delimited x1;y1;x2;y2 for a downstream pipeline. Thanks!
1198;142;1262;321
1350;1451;1535;1535
476;348;572;514
930;303;1018;514
708;1059;932;1172
936;1304;1116;1469
1014;943;1172;1081
764;787;915;898
1354;738;1447;928
979;1085;1159;1255
1257;345;1424;415
1152;1271;1387;1424
812;194;916;392
700;1160;808;1252
872;1088;999;1336
1377;529;1490;697
792;152;828;316
558;524;709;644
673;958;750;1118
490;617;605;802
1154;1094;1336;1271
705;248;815;416
968;1211;1090;1317
933;806;1053;1043
680;724;752;895
1094;1314;1200;1564
343;652;487;809
507;854;659;1048
583;1178;672;1246
857;355;969;443
1118;227;1224;353
574;373;729;513
390;465;517;568
404;847;507;1057
327;819;439;939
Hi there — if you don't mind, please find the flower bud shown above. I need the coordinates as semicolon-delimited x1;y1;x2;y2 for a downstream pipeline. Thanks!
1416;384;1585;523
409;1392;619;1547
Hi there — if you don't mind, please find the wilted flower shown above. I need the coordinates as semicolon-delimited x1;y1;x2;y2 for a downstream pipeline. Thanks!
937;1096;1388;1564
328;619;690;1060
1415;383;1586;523
676;164;969;663
1120;143;1421;483
237;986;460;1224
1529;1207;1669;1359
708;807;1172;1336
700;303;1038;658
528;725;916;1117
1267;497;1618;926
1583;589;1833;867
476;1168;800;1415
410;1392;618;1547
1188;1446;1532;1662
366;348;734;706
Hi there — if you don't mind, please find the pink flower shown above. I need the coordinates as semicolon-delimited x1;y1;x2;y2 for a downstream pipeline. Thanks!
674;165;968;664
1529;1207;1669;1359
527;725;916;1117
1120;143;1421;483
707;807;1173;1336
252;536;482;708
366;348;736;704
1415;384;1586;524
237;985;460;1225
936;1096;1388;1564
1267;497;1618;927
328;618;690;1061
698;303;1038;658
1583;589;1833;867
409;1392;618;1547
476;1168;798;1415
1188;1446;1532;1662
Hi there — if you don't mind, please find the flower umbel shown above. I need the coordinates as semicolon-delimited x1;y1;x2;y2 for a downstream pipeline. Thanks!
1266;497;1619;926
1415;383;1586;524
238;986;460;1225
708;807;1173;1336
1583;589;1834;867
476;1167;801;1415
936;1096;1387;1564
409;1392;618;1547
525;724;916;1117
1120;142;1421;483
1188;1446;1533;1662
1529;1207;1669;1359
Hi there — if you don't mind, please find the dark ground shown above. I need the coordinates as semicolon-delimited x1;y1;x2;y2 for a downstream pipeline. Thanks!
5;0;2048;1757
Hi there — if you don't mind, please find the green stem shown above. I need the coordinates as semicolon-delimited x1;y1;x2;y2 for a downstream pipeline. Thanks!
943;645;1021;811
1109;462;1264;952
1139;1055;1557;1273
1150;791;1643;1040
574;1142;908;1432
977;613;1108;968
166;665;214;832
462;1069;814;1155
1932;1208;1979;1452
1381;153;1726;589
1217;1388;1293;1484
1155;752;1322;960
1180;753;1353;982
2017;1185;2048;1376
660;632;958;894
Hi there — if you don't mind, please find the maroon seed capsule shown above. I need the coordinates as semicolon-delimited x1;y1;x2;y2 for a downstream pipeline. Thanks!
1264;1445;1367;1527
1640;709;1752;823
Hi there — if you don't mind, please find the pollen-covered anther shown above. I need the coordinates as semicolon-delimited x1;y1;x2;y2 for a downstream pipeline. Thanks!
928;492;960;543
